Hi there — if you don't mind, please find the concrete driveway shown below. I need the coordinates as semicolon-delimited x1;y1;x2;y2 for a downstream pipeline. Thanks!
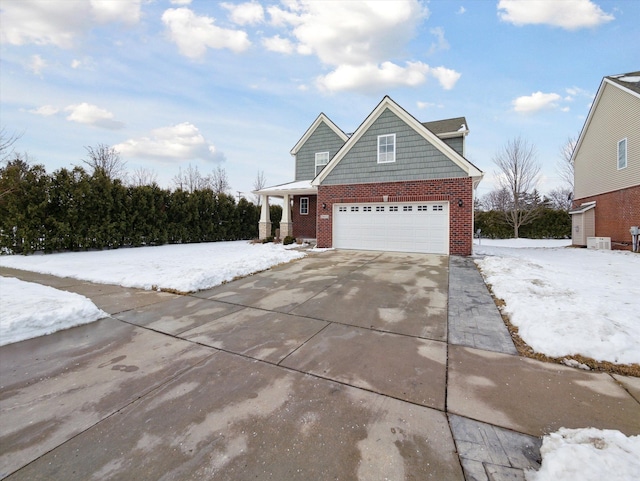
1;250;639;481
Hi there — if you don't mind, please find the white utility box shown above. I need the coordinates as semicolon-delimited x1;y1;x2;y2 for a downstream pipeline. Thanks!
587;237;611;250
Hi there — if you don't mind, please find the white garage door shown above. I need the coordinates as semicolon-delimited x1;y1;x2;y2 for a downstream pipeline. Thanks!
333;202;449;254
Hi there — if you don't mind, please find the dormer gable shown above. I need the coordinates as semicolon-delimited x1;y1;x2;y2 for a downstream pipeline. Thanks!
291;113;348;181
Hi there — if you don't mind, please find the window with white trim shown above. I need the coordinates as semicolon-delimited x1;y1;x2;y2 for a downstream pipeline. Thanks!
389;206;398;212
618;138;627;170
300;197;309;215
338;206;347;212
315;152;329;175
363;206;372;212
376;206;385;212
377;134;396;163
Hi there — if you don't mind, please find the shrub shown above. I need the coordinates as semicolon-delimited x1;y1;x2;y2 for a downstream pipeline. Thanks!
283;236;295;245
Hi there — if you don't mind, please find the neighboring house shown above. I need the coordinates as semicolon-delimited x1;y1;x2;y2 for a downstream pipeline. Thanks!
569;71;640;249
255;96;483;256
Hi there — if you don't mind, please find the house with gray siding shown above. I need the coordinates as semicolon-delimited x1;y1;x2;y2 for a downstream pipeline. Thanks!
255;96;483;256
569;71;640;250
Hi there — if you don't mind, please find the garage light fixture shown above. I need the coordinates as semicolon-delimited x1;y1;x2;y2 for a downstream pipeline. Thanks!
322;203;327;209
458;199;463;207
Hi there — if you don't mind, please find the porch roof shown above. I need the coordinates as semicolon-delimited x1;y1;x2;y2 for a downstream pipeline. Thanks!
254;179;317;197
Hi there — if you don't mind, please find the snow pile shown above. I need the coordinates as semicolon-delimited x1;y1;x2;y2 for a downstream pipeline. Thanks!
0;277;107;346
526;428;640;481
474;240;640;365
0;241;306;293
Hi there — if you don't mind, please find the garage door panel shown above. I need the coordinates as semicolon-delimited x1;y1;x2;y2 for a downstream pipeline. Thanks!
333;202;449;254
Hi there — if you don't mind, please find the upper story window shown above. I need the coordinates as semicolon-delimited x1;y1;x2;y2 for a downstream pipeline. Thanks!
300;197;309;215
315;152;329;175
618;138;627;170
377;134;396;163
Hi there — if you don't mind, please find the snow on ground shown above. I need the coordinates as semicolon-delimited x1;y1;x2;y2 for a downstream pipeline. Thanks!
0;241;306;293
0;277;107;346
0;241;306;346
526;428;640;481
474;239;640;365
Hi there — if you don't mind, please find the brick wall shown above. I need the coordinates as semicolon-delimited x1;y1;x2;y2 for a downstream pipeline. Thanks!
574;184;640;250
316;177;474;255
292;195;317;238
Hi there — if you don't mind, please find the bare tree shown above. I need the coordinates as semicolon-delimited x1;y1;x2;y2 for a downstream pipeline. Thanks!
557;136;577;190
546;187;573;211
208;165;231;195
1;127;23;164
492;137;541;238
82;144;127;179
172;164;208;193
252;170;266;205
478;187;511;212
129;167;158;187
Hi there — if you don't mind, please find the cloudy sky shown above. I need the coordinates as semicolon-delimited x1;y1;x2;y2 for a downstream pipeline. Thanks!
1;0;638;199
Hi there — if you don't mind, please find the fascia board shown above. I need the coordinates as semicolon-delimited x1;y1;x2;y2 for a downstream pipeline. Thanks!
290;113;348;155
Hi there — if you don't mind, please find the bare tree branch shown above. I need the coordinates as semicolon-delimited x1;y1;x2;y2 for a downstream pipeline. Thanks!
172;164;208;193
1;127;23;164
252;170;266;205
129;167;158;187
557;136;576;190
492;137;541;238
82;144;127;180
208;165;231;195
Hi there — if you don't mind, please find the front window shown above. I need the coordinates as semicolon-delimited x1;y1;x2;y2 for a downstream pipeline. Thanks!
618;138;627;170
315;152;329;175
378;134;396;163
300;197;309;215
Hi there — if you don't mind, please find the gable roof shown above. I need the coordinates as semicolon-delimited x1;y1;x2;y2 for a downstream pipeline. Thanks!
290;113;349;155
422;117;468;138
312;96;483;186
572;71;640;163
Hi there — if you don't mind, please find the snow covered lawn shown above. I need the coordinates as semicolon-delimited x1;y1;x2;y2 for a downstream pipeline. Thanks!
0;241;306;346
0;241;306;293
0;277;107;346
474;239;640;365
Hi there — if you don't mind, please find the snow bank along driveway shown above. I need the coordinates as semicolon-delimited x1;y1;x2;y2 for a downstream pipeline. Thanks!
0;241;306;293
475;240;640;365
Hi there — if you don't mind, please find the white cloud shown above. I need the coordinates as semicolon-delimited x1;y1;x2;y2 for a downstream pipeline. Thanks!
498;0;614;30
457;6;466;15
89;0;141;24
417;101;443;109
65;103;124;129
162;8;251;59
170;0;192;4
428;27;450;55
262;35;294;54
264;1;460;93
222;1;264;26
430;66;461;90
317;61;461;93
29;105;59;116
27;54;46;75
0;0;141;48
512;92;562;112
113;123;223;162
284;1;428;66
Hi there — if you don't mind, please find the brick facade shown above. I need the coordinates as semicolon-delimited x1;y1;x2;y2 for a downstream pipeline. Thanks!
292;195;317;239
573;184;640;250
316;177;474;255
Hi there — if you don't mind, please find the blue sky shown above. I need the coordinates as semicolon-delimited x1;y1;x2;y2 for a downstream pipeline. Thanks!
1;0;638;200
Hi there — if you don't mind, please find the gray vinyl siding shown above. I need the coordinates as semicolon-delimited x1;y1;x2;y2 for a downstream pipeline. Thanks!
321;108;465;186
295;123;346;181
442;137;463;156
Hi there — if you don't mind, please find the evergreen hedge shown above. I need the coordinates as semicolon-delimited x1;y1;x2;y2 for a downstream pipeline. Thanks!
0;160;260;254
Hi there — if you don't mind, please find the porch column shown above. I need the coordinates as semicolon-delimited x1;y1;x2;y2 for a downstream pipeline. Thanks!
258;195;271;239
280;194;293;238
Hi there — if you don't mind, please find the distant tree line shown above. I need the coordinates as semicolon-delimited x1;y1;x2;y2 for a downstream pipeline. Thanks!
0;158;274;255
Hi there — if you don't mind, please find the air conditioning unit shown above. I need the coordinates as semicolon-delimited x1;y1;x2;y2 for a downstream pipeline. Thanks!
587;237;611;250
